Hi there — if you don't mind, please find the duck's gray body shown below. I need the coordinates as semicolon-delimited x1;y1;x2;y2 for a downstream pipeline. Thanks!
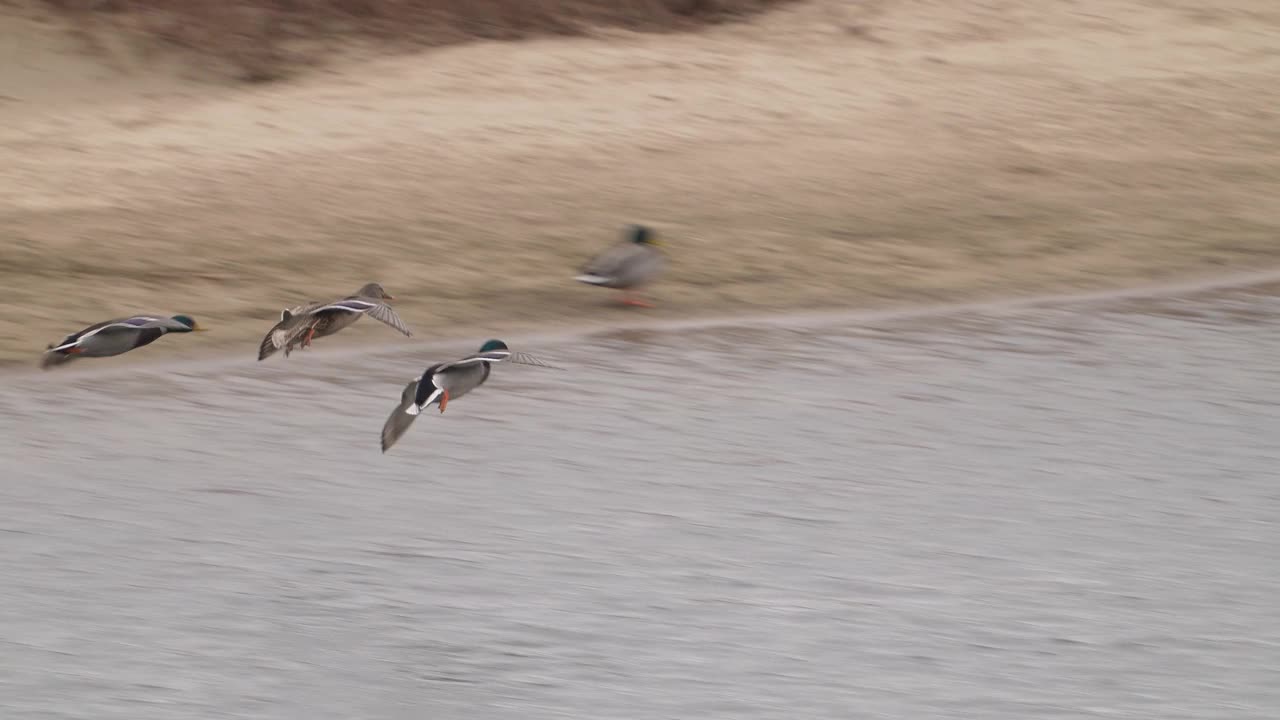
379;340;559;453
577;242;666;289
576;225;666;290
258;283;411;361
40;315;200;370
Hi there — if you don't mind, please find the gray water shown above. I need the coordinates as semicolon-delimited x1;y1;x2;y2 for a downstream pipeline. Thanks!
1;285;1278;719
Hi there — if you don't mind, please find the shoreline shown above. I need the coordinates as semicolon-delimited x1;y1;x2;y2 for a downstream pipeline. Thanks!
9;265;1279;384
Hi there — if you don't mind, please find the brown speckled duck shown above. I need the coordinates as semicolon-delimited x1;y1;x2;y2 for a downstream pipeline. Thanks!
257;282;412;361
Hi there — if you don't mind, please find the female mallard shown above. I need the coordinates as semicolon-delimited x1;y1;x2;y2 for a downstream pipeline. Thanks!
40;314;206;370
258;282;412;361
380;339;559;453
575;224;667;307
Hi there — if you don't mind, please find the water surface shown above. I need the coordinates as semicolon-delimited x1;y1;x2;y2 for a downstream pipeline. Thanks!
2;285;1278;719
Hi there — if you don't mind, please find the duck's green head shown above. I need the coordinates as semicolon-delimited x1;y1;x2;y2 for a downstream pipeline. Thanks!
628;224;661;247
478;339;509;353
171;315;208;332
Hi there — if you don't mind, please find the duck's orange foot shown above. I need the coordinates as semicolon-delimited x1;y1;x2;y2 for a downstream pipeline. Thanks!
439;390;450;414
621;296;655;308
302;327;316;348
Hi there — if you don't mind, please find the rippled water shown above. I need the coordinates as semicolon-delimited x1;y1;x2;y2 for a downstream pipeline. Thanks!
2;285;1279;719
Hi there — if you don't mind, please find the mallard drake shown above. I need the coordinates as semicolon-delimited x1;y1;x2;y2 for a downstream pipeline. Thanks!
258;282;412;361
575;224;667;307
40;314;206;370
380;339;560;453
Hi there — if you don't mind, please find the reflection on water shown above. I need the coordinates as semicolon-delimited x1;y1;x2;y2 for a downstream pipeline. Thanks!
1;286;1279;719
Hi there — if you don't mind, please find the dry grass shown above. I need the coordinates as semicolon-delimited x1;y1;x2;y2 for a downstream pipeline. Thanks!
40;0;798;80
4;0;1280;368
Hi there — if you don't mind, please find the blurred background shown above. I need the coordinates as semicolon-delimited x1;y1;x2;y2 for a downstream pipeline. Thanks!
2;1;1278;718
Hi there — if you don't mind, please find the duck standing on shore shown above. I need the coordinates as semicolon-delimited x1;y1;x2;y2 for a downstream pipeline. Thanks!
380;339;560;453
40;314;207;369
575;224;667;308
257;282;412;361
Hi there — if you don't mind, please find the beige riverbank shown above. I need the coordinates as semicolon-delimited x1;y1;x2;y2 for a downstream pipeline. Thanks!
3;0;1279;368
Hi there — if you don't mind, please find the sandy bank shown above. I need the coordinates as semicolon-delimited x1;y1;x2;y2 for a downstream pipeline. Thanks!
2;0;1279;369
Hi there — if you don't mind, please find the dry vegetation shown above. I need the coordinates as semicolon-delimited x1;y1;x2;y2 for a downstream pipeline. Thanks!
40;0;798;80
